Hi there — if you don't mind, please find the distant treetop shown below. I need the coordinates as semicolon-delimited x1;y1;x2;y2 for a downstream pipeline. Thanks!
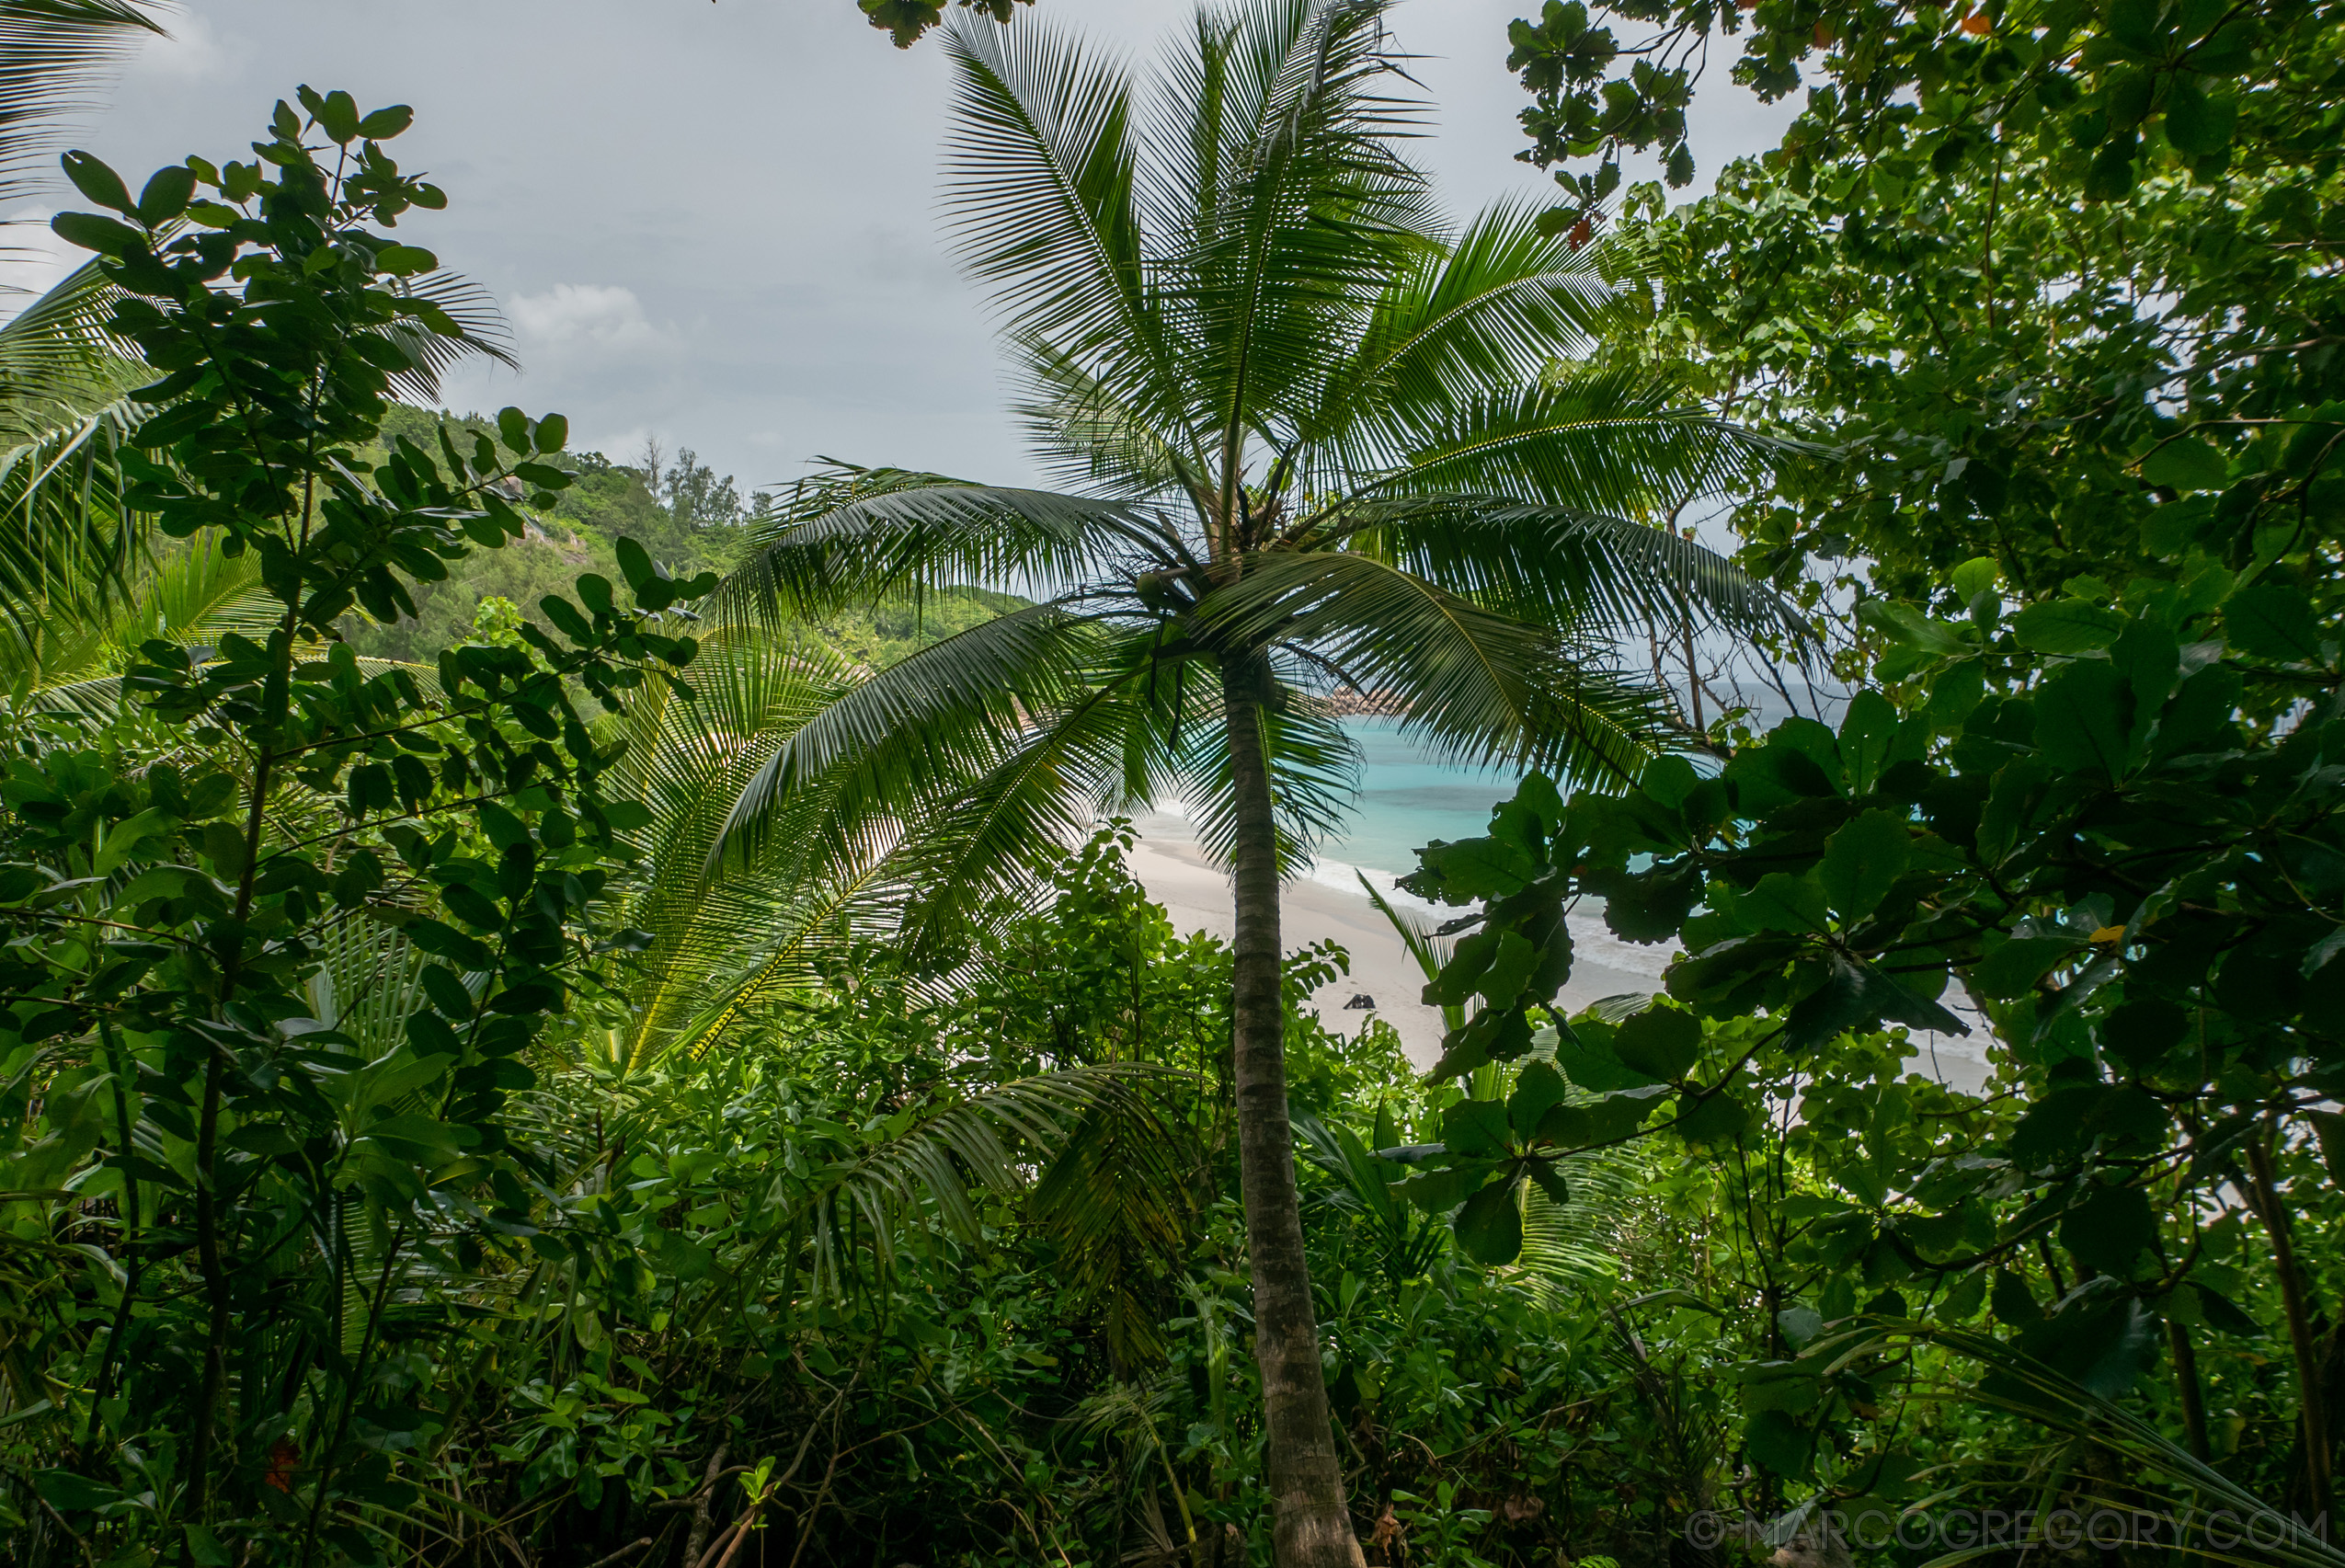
860;0;1030;48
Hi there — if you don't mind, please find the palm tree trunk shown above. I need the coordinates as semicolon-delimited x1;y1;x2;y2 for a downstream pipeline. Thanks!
1218;656;1365;1568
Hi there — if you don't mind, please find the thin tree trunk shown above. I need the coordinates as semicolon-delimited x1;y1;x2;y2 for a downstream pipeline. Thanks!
2166;1318;2212;1462
2247;1130;2331;1516
1218;658;1364;1568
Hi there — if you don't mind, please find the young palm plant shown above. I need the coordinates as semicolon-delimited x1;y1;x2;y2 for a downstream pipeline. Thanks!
715;1;1802;1560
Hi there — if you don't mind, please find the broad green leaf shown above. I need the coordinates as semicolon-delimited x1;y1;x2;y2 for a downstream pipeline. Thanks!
1675;1086;1752;1144
1950;556;1998;600
2162;81;2236;155
1475;929;1539;1005
60;149;132;212
1453;1176;1524;1265
1536;1083;1668;1145
1613;1006;1700;1081
1818;809;1911;921
358;104;415;140
2011;599;2125;653
1441;1098;1511;1158
2141;435;2230;491
496;406;531;453
136;165;195;225
1744;1408;1813;1480
1988;1270;2042;1325
2032;659;2129;780
1856;599;1969;656
1639;753;1699;807
1973;934;2080;1000
1507;1060;1567;1137
1780;956;1966;1051
2060;1184;2157;1276
1740;872;1829;933
1553;1024;1660;1092
50;209;141;256
2224;584;2323;663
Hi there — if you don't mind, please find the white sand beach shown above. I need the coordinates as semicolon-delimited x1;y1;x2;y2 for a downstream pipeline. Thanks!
1123;811;1661;1071
1123;811;1993;1093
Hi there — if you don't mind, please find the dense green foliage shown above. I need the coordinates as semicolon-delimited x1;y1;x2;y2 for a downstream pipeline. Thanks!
0;0;2339;1562
341;411;1028;673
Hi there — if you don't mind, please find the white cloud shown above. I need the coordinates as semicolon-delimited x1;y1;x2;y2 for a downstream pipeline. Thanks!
123;14;229;81
507;283;672;362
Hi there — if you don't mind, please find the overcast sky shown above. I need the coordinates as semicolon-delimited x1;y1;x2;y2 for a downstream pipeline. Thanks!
4;0;1796;495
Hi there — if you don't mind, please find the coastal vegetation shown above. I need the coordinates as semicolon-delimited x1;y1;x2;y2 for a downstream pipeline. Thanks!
0;0;2338;1565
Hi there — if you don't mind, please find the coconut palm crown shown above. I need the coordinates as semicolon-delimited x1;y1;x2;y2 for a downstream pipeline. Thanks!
711;1;1802;1562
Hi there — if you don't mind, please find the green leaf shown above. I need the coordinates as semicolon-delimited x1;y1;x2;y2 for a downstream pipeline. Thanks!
2032;659;2130;780
2187;1280;2260;1337
1973;935;2080;1000
1639;753;1699;807
1396;1162;1489;1214
1780;956;1965;1051
1675;1086;1752;1144
60;149;132;212
2015;1296;2157;1399
1453;1176;1524;1265
2224;584;2323;663
1441;1098;1511;1158
2162;81;2236;155
2061;1185;2156;1276
2141;436;2229;491
1612;1006;1700;1081
1817;809;1910;921
1857;600;1969;656
1507;1060;1567;1138
50;210;142;257
1411;837;1539;901
533;412;569;452
1990;1269;2041;1324
1537;1083;1668;1145
136;165;196;225
496;406;532;453
358;104;415;140
1743;1408;1813;1480
315;89;361;143
1740;872;1829;933
615;537;658;593
33;1469;121;1512
374;244;438;277
2011;599;2125;653
1950;557;1998;600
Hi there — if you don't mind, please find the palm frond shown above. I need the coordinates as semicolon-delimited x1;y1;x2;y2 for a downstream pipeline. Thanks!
0;257;132;443
807;1062;1171;1294
941;9;1205;457
704;600;1109;875
0;0;165;207
1196;549;1680;785
1298;200;1622;478
1030;1091;1198;1368
1824;1319;2345;1568
724;471;1178;621
1334;493;1811;647
1322;368;1793;527
1294;1113;1447;1285
1166;681;1359;875
592;627;879;1069
383;269;517;402
1172;0;1439;450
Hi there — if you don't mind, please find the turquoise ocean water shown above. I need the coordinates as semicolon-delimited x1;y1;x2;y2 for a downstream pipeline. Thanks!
1318;717;1517;879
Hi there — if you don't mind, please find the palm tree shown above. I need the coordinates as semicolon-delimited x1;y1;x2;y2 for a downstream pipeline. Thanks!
714;1;1800;1559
